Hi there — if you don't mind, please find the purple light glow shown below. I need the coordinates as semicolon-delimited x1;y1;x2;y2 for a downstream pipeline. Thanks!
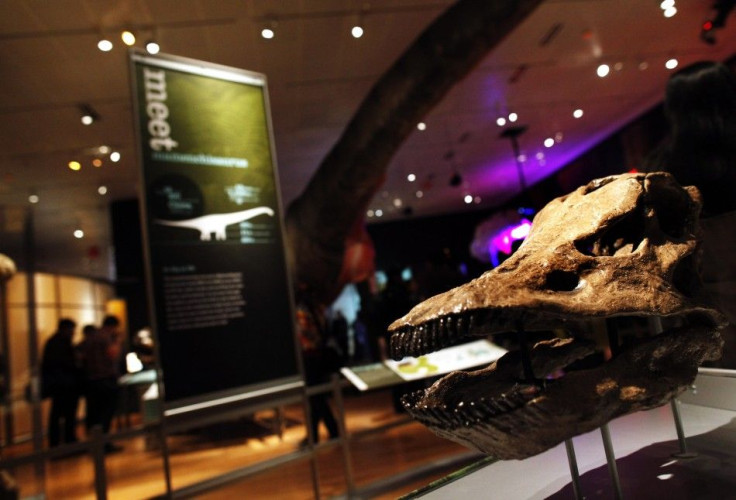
488;218;532;267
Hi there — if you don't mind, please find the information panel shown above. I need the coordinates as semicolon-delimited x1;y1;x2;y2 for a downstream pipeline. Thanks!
130;52;301;411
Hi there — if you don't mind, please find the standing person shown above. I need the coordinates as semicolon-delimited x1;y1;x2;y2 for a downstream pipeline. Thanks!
81;315;123;452
41;318;81;447
644;60;736;367
295;290;340;447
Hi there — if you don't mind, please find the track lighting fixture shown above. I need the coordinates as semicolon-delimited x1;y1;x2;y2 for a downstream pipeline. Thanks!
79;104;99;125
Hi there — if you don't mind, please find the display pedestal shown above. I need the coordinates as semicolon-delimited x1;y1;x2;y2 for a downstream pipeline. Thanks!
411;371;736;499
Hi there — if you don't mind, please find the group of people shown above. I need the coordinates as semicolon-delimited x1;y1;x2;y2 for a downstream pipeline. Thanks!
41;315;123;451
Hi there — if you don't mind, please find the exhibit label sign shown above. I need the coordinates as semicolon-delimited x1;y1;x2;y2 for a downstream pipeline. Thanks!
130;52;301;412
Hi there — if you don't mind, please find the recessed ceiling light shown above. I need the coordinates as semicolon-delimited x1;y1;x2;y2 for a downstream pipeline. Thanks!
68;161;81;171
464;195;473;204
366;210;374;217
393;198;402;207
351;26;364;38
146;41;160;54
261;28;274;39
638;61;649;71
375;209;383;217
417;122;426;131
98;186;108;195
28;194;39;204
663;6;677;18
121;30;136;46
573;108;584;118
110;151;121;162
92;158;103;168
597;64;610;77
415;191;423;198
665;58;679;69
474;196;481;204
496;117;507;127
97;39;113;52
407;173;416;182
544;137;555;148
508;112;518;122
81;115;94;125
660;0;675;9
74;229;84;239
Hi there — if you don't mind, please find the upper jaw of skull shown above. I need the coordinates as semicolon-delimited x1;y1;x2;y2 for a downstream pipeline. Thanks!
387;172;725;460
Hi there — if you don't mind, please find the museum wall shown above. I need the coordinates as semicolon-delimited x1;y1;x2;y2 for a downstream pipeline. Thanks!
4;272;115;439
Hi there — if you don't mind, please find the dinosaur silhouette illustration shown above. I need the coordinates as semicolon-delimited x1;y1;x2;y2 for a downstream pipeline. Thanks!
155;206;274;241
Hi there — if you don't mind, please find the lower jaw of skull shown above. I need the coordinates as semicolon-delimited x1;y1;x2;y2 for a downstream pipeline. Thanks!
398;322;722;460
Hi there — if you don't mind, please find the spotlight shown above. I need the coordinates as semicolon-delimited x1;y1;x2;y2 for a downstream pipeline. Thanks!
417;122;426;131
74;229;84;239
351;25;364;38
261;21;277;40
663;6;677;17
544;137;555;148
597;64;610;77
146;40;160;54
79;104;99;125
573;108;584;118
407;173;416;182
496;117;507;127
464;194;473;204
665;58;679;70
97;38;113;52
110;151;121;162
508;112;518;122
121;30;136;46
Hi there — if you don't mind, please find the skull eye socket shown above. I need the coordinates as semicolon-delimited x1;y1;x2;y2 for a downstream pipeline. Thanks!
574;208;645;257
545;270;580;292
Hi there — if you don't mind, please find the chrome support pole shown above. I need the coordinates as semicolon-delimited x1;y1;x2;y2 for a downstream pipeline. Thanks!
600;424;623;499
564;439;583;500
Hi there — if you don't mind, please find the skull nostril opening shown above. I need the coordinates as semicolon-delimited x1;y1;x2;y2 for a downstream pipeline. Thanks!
545;270;580;292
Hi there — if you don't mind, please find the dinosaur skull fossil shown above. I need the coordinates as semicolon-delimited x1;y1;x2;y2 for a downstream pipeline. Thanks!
388;172;725;460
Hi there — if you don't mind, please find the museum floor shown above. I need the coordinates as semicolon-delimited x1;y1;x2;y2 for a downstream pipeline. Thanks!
3;388;470;499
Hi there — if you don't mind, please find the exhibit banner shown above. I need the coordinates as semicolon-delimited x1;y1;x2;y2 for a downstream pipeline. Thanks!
130;51;301;413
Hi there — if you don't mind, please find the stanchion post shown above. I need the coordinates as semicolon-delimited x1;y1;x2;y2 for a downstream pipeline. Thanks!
331;374;355;496
90;425;108;500
301;384;321;500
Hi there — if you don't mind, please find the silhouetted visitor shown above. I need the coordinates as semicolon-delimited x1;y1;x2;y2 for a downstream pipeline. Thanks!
80;315;123;452
41;318;81;447
296;290;340;446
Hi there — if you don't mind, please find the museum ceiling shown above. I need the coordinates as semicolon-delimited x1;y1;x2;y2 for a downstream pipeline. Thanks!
1;0;735;279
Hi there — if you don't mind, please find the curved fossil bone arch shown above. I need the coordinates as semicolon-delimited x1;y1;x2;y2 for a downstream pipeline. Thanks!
388;172;726;460
285;0;544;304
